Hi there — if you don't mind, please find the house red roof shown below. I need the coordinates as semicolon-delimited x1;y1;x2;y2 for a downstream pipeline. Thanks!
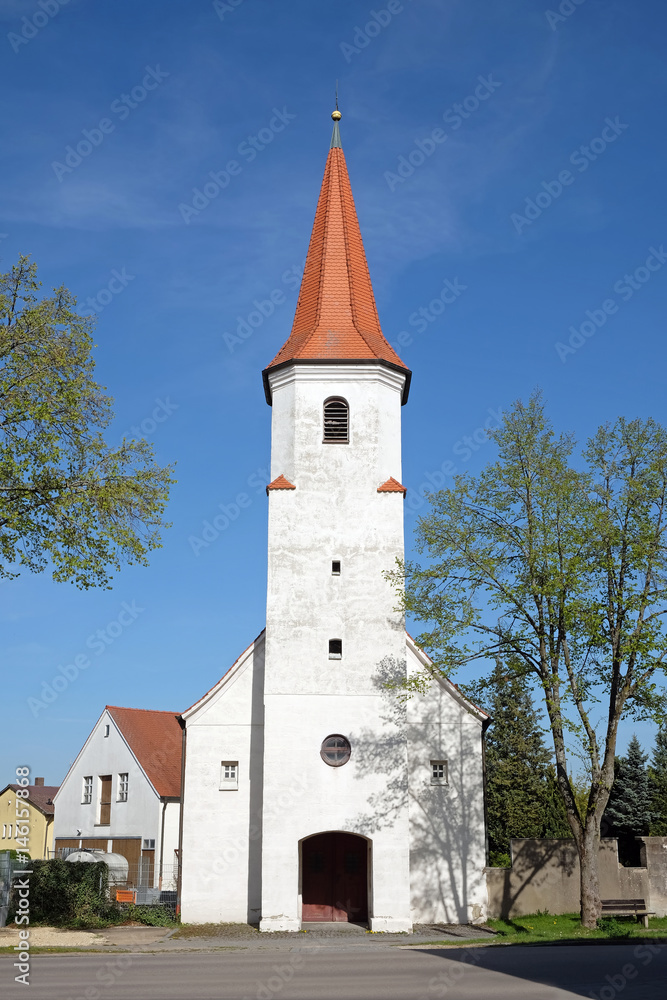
377;477;407;494
6;785;59;815
106;706;182;799
266;474;296;494
263;115;410;401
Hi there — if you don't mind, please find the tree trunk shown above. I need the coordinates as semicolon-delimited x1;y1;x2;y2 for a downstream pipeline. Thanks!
579;820;602;928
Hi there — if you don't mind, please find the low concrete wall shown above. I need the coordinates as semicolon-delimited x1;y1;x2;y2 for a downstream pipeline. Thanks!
639;837;667;918
485;837;667;919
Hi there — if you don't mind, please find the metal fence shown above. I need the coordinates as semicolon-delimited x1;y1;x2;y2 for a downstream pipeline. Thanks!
0;852;31;928
48;849;179;911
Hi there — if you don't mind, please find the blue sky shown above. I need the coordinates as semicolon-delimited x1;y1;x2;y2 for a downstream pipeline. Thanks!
1;0;665;785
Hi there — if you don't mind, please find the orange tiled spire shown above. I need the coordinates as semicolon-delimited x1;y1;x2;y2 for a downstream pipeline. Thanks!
263;108;410;403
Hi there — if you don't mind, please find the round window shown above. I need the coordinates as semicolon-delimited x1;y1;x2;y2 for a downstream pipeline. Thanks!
320;734;351;767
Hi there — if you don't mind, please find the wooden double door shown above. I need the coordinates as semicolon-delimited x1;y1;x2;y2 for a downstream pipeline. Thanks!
301;832;368;923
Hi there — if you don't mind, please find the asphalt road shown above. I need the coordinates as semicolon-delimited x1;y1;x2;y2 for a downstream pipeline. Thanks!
2;943;666;999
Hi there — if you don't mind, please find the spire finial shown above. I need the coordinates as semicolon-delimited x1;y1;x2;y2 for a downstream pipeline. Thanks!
330;83;342;148
332;81;341;121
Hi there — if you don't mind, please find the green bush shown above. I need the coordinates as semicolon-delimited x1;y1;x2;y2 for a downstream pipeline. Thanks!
488;851;512;868
8;859;114;926
121;904;177;927
596;916;632;938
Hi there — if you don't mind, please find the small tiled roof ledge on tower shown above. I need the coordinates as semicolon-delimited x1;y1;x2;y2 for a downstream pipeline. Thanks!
262;108;411;405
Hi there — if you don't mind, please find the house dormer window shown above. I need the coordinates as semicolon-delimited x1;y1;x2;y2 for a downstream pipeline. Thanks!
323;398;349;443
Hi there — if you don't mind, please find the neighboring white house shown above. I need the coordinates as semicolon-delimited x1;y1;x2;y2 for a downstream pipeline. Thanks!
53;706;182;890
178;111;490;930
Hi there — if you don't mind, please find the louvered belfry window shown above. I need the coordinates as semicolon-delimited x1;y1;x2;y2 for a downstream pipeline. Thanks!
323;398;349;443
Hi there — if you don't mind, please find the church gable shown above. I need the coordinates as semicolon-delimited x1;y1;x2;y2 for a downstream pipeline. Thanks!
182;631;265;728
405;634;490;728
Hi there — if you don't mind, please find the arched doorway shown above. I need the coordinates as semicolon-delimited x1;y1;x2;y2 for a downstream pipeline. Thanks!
301;832;369;922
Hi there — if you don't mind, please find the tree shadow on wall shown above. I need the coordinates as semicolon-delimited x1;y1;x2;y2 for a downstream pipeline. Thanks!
343;655;488;923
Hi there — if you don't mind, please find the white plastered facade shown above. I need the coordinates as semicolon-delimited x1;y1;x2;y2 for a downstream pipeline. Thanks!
179;362;488;928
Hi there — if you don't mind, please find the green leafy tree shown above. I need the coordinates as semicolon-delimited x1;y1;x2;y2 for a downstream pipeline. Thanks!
395;393;667;927
471;660;570;862
0;255;174;588
648;725;667;835
603;736;651;863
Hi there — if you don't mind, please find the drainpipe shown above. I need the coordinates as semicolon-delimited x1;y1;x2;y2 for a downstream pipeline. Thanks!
158;800;167;890
176;716;186;916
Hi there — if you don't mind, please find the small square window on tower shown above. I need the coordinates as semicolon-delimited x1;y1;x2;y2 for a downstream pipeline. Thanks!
331;560;341;576
220;761;239;790
431;760;448;785
328;639;342;659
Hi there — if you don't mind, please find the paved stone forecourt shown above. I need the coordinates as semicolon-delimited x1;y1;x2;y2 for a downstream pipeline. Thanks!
0;921;493;952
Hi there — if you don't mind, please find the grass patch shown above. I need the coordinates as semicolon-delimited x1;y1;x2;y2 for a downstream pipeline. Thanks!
415;913;667;948
486;912;667;944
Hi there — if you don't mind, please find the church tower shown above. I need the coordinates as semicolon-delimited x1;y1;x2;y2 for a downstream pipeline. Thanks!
178;109;489;933
259;110;413;931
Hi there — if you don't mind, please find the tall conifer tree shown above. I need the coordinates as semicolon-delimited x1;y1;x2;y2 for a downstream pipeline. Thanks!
603;736;651;846
649;726;667;836
480;661;570;861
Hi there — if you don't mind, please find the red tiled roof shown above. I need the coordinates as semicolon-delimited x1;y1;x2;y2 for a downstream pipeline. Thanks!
106;706;182;799
266;474;296;494
6;785;59;815
377;477;407;494
263;134;410;387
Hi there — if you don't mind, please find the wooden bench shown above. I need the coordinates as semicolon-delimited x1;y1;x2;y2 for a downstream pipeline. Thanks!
601;898;655;929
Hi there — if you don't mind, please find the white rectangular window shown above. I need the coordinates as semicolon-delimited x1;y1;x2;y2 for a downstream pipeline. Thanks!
8;824;12;839
220;761;239;789
143;839;155;850
2;824;6;838
118;773;128;802
82;776;93;804
431;760;448;785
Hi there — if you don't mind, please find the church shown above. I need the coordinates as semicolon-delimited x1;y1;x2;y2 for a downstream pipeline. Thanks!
178;109;489;931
